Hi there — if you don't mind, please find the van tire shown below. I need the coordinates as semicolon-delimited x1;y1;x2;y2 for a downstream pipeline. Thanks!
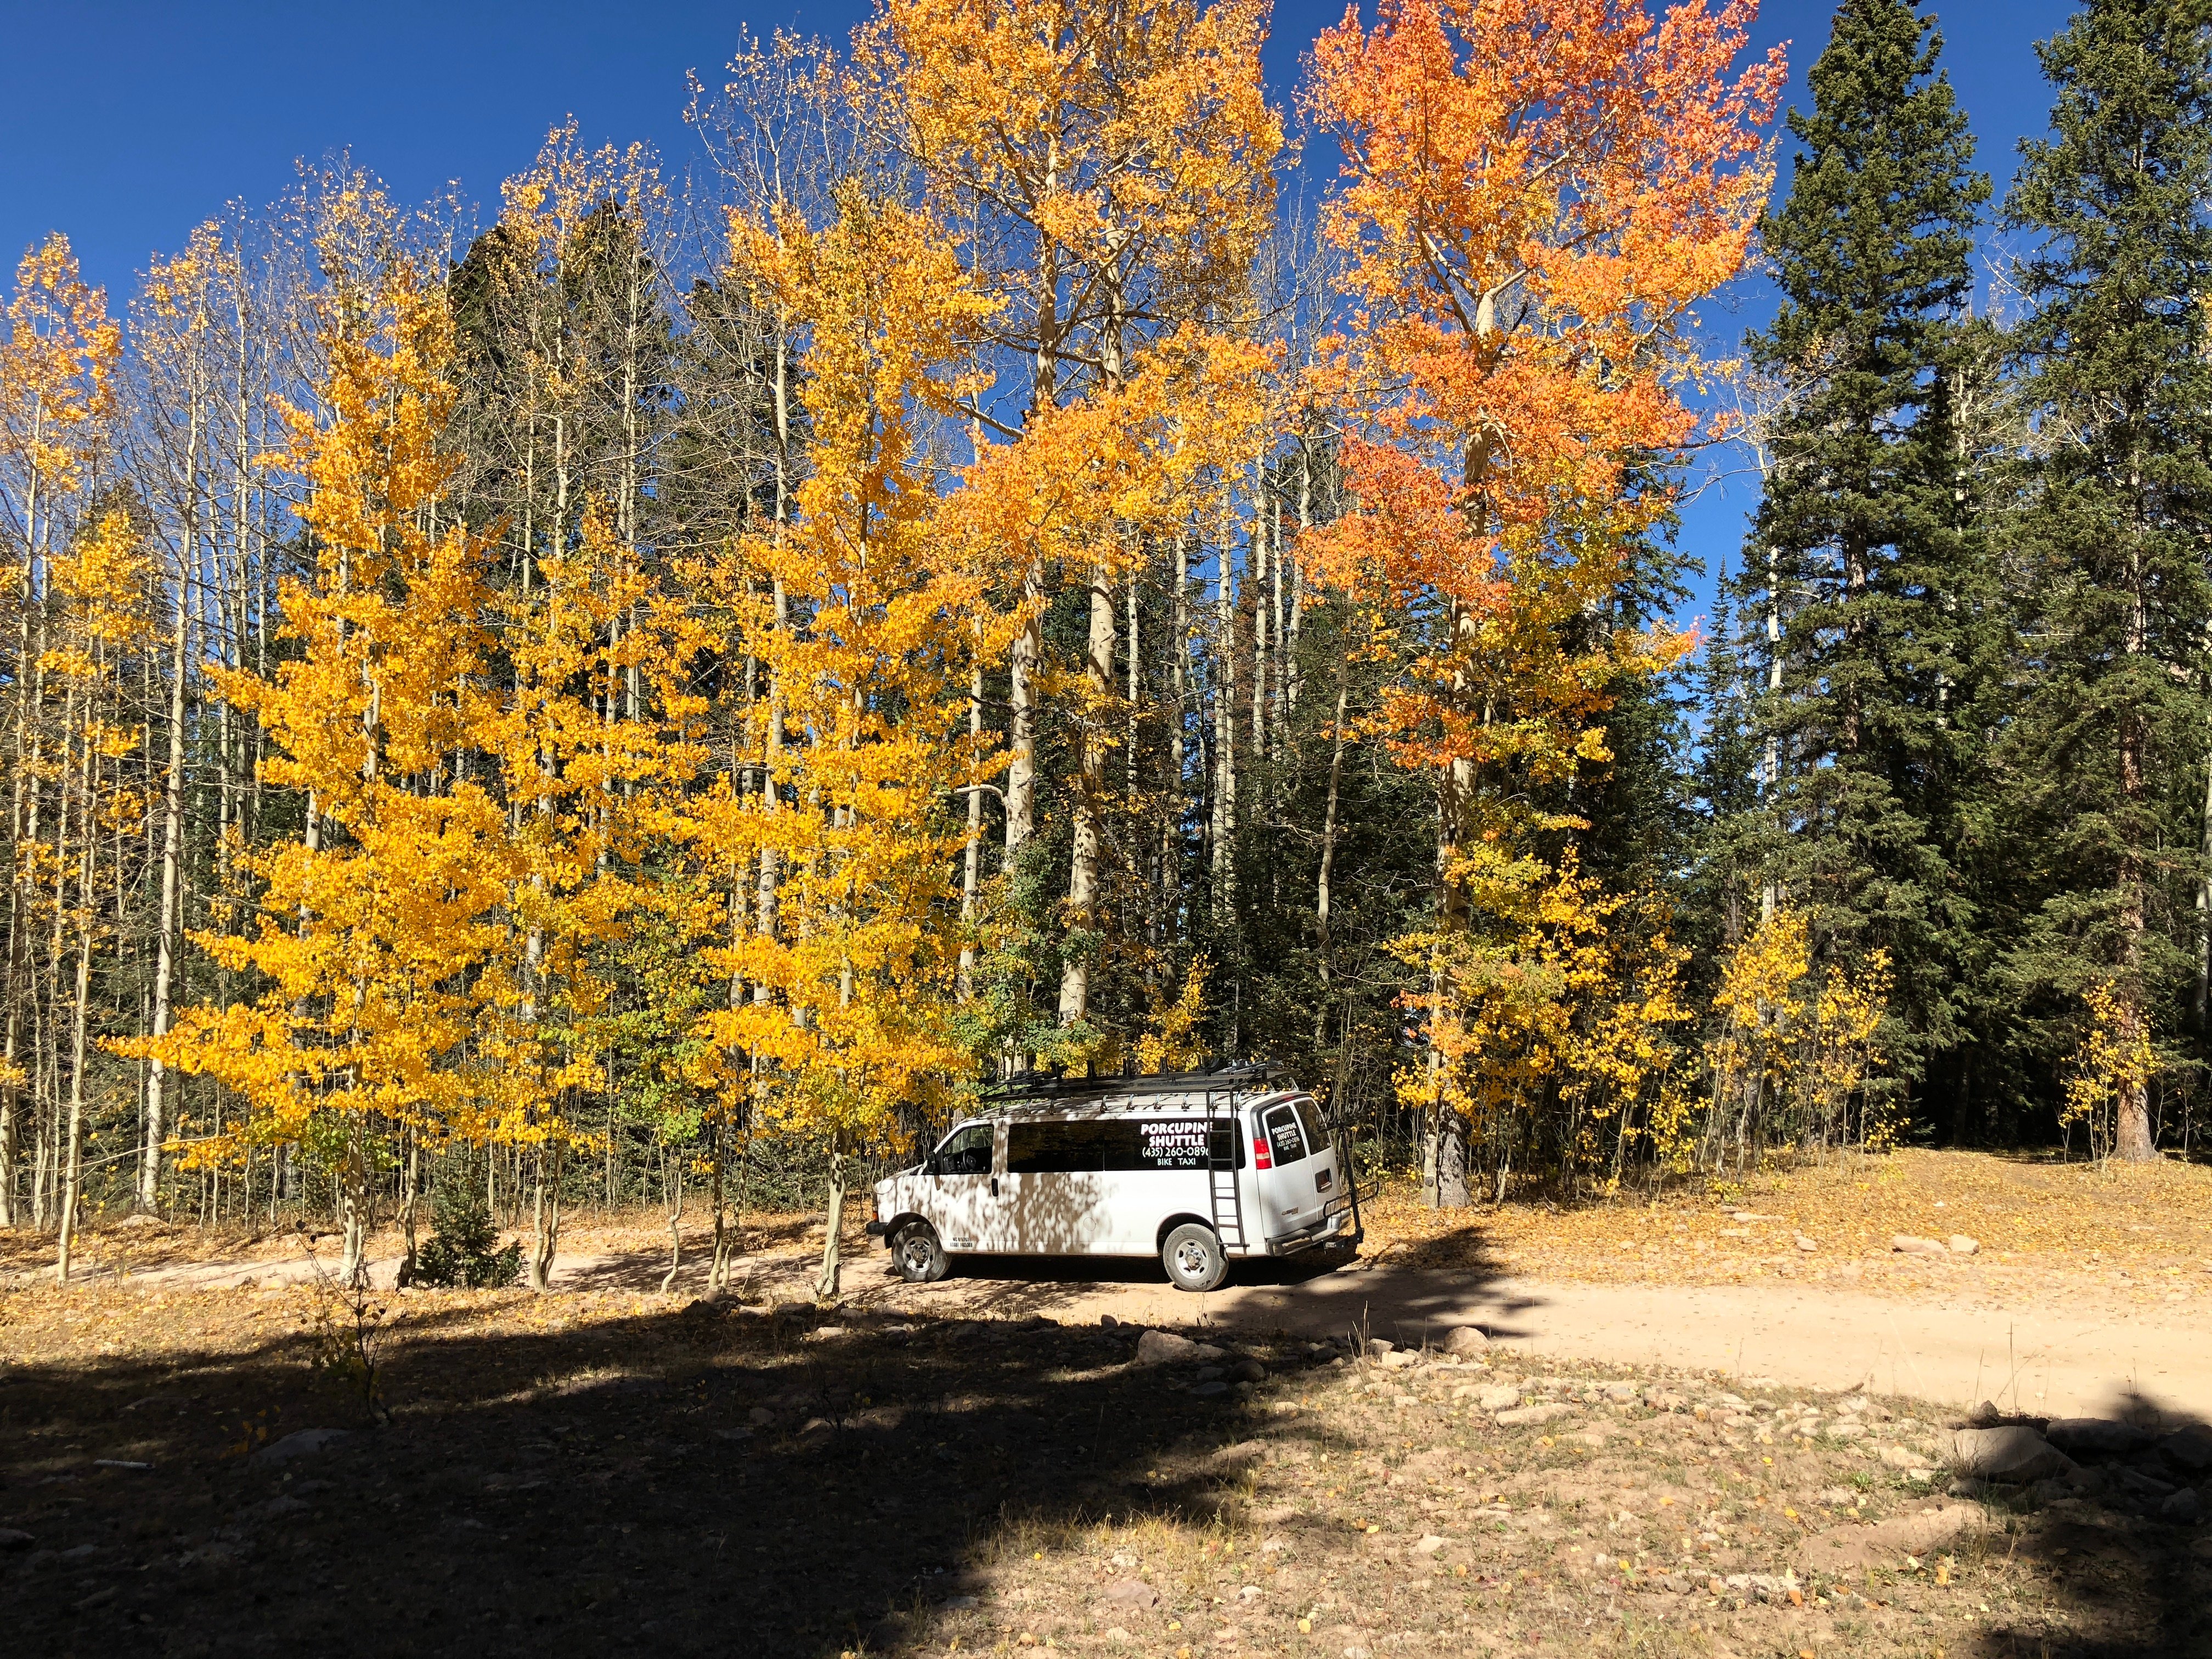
1162;1223;1227;1293
890;1221;950;1284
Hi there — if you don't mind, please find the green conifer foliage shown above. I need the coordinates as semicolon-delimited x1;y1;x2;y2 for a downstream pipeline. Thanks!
1742;0;1993;1098
2000;0;2212;1160
414;1156;523;1289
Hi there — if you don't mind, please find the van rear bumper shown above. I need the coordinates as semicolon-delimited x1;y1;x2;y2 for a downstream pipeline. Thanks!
1263;1201;1360;1256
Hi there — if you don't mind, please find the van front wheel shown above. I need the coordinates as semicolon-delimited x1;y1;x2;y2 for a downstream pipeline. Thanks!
890;1222;950;1284
1162;1223;1228;1293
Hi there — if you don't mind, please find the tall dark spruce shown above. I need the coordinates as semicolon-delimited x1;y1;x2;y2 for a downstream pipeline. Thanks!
1739;0;1993;1117
2000;0;2212;1160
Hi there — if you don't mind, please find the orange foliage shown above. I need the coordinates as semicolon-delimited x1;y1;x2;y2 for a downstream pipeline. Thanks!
1304;0;1781;785
1303;0;1782;1150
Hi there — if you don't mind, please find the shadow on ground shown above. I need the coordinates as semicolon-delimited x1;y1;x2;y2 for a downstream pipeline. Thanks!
3;1223;2205;1658
1954;1385;2212;1659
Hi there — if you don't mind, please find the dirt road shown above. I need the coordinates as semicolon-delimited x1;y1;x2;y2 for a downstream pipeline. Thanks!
108;1233;2212;1427
895;1255;2212;1425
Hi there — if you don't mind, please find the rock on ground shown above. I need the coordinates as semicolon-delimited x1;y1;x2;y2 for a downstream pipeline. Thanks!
250;1429;351;1469
2162;1424;2212;1474
1130;1330;1197;1367
1950;1426;2073;1484
1495;1402;1575;1427
1442;1326;1489;1357
2045;1418;2153;1457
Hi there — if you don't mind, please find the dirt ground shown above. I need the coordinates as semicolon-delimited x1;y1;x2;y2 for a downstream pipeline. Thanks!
2;1272;2208;1659
3;1149;2210;1657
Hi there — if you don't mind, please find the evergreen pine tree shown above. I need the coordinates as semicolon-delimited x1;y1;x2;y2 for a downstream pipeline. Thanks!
1684;558;1768;975
1741;0;1993;1108
414;1155;522;1289
2000;0;2212;1160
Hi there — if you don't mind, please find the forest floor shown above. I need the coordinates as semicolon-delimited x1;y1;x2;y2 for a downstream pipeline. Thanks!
1;1266;2207;1658
2;1149;2208;1655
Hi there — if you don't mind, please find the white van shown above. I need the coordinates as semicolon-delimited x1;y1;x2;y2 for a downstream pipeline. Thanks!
865;1067;1362;1291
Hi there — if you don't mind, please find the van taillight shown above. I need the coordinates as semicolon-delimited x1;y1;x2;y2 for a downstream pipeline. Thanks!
1252;1135;1272;1171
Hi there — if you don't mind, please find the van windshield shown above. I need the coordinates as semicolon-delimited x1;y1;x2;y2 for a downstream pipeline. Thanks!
933;1123;993;1175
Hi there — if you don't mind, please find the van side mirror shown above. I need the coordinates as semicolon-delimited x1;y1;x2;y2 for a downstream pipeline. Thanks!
924;1155;943;1177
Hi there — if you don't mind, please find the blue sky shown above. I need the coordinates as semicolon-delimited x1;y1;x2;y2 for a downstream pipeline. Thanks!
0;0;2081;610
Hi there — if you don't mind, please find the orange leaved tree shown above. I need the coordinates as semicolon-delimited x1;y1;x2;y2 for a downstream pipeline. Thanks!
1305;0;1782;1200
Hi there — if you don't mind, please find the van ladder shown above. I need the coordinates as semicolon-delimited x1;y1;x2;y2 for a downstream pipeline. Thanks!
1208;1088;1248;1254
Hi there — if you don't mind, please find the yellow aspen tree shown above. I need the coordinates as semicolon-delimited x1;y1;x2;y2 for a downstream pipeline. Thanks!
478;504;675;1289
861;0;1282;1037
45;510;155;1280
130;224;236;1215
0;235;119;1230
1304;0;1782;1201
693;188;1011;1301
133;255;510;1286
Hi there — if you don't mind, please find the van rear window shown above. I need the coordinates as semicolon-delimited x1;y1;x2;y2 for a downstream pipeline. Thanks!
1007;1118;1244;1173
1262;1104;1308;1165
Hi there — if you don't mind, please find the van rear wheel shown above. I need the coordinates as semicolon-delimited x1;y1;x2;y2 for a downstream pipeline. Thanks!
1162;1223;1228;1293
890;1222;950;1284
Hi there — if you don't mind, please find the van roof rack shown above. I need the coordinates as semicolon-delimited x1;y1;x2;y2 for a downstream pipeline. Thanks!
983;1063;1294;1102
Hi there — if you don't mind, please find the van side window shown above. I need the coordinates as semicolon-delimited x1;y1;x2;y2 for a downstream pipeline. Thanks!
1008;1121;1122;1172
934;1124;994;1175
1262;1104;1307;1165
1005;1118;1245;1171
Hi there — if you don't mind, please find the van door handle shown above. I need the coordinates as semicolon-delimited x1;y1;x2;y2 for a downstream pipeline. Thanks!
991;1177;1000;1197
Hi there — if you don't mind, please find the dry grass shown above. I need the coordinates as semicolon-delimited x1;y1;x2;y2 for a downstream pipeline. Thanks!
1356;1149;2212;1309
2;1278;2201;1657
923;1344;2202;1659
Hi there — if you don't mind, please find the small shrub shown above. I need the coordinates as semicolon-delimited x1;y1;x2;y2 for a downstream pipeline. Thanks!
412;1159;521;1289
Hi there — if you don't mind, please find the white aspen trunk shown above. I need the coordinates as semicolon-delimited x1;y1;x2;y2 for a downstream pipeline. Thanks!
1160;529;1189;965
1057;558;1114;1024
1317;648;1351;984
55;722;97;1284
2;417;46;1228
335;1113;373;1289
142;382;201;1213
755;320;795;995
1127;571;1141;793
1271;487;1285;759
1009;140;1062;860
1289;441;1310;719
958;658;984;999
1006;578;1042;854
815;1143;847;1303
755;577;787;998
532;1141;566;1291
1251;474;1268;754
1761;541;1782;926
1210;526;1238;906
